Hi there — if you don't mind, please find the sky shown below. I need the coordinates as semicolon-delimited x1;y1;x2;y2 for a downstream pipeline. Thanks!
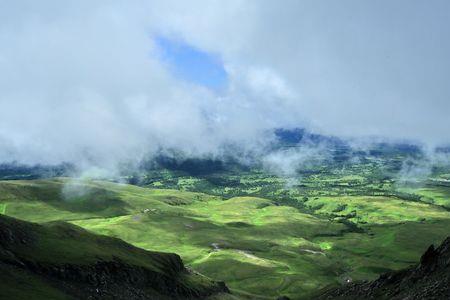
155;36;227;90
0;0;449;168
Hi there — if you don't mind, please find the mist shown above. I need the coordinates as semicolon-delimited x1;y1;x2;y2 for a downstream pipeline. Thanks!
1;1;450;171
396;149;450;185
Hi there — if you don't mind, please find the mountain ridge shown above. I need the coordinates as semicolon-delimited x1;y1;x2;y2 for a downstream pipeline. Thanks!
0;214;229;300
317;236;450;299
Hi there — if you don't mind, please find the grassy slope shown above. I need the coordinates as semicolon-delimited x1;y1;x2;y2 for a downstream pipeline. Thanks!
0;264;72;300
0;214;226;300
1;178;450;299
397;185;450;208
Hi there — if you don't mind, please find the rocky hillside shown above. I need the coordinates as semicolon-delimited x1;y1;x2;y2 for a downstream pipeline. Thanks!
0;214;229;300
318;236;450;299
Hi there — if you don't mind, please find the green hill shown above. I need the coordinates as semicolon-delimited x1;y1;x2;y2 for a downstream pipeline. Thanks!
0;214;229;300
1;178;450;299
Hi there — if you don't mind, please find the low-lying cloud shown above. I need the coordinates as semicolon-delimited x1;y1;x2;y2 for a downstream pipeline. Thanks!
1;1;449;171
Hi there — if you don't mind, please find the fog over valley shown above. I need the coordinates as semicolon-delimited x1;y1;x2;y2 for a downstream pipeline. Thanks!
1;1;450;172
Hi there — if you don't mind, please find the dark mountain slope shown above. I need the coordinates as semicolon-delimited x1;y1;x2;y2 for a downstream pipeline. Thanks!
0;214;229;300
318;236;450;300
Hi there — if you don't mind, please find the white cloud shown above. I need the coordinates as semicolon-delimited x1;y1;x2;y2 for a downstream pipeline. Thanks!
0;1;449;169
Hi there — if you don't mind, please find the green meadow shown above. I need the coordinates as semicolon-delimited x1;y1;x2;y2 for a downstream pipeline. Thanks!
1;174;450;299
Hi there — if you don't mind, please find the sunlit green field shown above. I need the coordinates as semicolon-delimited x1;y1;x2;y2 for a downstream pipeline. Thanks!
1;175;449;299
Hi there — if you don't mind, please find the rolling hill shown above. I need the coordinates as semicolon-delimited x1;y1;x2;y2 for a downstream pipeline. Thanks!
1;177;450;299
0;213;230;300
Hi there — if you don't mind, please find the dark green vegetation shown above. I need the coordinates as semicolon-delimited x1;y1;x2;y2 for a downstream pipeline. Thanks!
0;214;229;300
1;139;450;299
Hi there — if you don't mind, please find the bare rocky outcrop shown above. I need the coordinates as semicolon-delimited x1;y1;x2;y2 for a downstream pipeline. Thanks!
318;237;450;299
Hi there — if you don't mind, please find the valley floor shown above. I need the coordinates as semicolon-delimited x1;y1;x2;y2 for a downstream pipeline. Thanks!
1;177;450;299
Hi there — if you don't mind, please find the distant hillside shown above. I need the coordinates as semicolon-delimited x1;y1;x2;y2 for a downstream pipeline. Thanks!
318;237;450;299
0;214;229;300
0;162;73;180
0;128;428;182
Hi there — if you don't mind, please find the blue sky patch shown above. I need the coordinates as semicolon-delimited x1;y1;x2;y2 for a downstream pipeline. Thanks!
155;36;227;90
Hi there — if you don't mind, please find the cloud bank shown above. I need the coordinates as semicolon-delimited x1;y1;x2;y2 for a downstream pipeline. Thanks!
1;1;449;169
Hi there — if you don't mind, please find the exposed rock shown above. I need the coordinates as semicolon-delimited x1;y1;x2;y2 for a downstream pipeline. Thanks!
317;237;450;299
